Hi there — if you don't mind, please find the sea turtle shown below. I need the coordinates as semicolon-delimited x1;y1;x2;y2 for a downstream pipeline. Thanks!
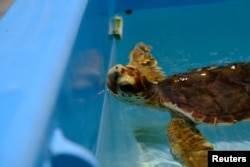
107;43;250;167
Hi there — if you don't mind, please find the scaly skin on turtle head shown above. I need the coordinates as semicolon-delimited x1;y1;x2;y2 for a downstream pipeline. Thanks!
107;64;160;106
107;43;165;106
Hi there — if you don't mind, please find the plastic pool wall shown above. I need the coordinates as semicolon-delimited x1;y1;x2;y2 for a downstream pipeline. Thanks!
0;0;250;167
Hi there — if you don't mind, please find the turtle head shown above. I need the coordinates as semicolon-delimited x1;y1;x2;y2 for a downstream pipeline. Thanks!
107;64;155;105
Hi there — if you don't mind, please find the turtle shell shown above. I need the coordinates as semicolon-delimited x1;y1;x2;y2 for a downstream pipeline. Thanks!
160;63;250;125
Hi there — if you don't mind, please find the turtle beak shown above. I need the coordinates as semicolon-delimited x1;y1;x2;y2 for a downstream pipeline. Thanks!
107;64;123;94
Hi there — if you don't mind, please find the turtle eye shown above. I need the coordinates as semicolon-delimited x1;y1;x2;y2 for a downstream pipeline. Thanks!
119;83;134;92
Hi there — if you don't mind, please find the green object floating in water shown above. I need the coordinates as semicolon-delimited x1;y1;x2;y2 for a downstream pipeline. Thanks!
109;15;123;40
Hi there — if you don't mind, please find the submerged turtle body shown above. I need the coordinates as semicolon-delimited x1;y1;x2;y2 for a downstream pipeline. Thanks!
107;43;250;167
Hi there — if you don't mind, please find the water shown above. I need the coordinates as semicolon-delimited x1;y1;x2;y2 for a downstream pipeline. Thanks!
97;1;250;167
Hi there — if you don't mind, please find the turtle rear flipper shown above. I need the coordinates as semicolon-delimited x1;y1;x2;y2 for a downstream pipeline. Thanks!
167;116;213;167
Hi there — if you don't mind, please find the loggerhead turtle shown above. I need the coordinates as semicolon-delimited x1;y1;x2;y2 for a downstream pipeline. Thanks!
107;43;250;167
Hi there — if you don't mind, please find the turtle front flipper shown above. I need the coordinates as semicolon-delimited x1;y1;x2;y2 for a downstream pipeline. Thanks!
128;43;166;83
167;113;214;167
